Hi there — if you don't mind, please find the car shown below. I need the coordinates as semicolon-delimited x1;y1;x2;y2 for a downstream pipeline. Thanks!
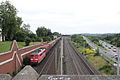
105;45;107;47
111;46;113;47
112;49;117;52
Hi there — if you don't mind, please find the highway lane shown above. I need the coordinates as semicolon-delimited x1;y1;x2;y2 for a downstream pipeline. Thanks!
99;40;118;56
83;36;119;64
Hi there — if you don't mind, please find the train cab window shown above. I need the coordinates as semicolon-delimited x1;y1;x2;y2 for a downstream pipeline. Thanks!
35;55;38;57
39;49;45;56
31;55;38;57
38;49;42;52
31;55;34;57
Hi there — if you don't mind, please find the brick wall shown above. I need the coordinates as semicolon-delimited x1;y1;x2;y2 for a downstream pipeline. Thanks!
0;40;50;74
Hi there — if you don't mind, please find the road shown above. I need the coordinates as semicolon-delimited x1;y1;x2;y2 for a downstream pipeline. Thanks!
83;36;119;64
99;40;118;56
63;37;100;75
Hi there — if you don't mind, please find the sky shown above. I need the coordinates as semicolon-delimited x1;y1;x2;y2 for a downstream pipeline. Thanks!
1;0;120;34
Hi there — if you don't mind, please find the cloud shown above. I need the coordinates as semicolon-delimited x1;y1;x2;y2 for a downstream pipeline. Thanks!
3;0;120;34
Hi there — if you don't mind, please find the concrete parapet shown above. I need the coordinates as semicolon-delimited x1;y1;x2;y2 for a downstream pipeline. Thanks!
0;74;12;80
12;65;39;80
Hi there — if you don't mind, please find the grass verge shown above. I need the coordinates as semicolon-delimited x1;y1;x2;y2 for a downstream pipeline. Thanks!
0;41;12;53
0;41;41;53
72;41;115;75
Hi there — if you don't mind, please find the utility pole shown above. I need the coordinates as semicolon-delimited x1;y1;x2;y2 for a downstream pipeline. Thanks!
117;48;119;75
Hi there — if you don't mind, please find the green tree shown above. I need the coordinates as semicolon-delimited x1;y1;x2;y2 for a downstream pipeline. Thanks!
43;36;51;42
94;49;100;56
36;27;48;37
36;37;42;42
53;32;60;35
15;30;26;42
36;26;53;41
25;37;31;46
22;24;31;34
0;1;22;41
28;33;37;42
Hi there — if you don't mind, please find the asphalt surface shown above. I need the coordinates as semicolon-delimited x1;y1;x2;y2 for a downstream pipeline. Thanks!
83;36;120;74
83;36;119;63
63;37;100;75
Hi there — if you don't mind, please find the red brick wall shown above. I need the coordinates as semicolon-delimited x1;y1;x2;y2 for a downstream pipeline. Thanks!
0;40;50;74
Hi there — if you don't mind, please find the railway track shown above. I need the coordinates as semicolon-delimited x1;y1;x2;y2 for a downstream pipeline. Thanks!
63;37;100;75
33;37;100;78
33;40;61;76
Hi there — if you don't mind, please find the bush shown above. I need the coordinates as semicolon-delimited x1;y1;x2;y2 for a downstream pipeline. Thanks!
99;64;115;75
15;31;26;42
43;36;51;42
85;48;96;54
23;56;30;65
94;49;100;56
25;37;31;46
36;37;42;42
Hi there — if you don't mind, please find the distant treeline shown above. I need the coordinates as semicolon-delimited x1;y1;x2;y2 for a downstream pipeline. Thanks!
83;33;120;47
101;33;120;47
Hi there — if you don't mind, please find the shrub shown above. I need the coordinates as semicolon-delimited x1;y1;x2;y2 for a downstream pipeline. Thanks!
94;49;100;56
25;37;31;46
36;37;42;42
42;36;51;42
99;64;115;75
23;56;30;65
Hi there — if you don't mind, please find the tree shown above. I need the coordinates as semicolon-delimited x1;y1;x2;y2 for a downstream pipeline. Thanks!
28;33;37;42
15;30;26;42
22;24;31;34
36;27;48;37
14;23;34;42
25;37;31;46
0;1;22;41
42;36;51;42
53;32;60;36
94;49;100;56
36;26;53;41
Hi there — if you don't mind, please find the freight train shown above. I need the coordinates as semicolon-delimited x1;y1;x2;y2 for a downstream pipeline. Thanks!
30;37;61;64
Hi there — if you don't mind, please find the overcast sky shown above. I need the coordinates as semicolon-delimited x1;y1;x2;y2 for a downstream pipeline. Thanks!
2;0;120;34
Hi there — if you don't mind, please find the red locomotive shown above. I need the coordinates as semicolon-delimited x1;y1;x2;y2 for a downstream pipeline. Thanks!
30;37;61;64
30;48;46;64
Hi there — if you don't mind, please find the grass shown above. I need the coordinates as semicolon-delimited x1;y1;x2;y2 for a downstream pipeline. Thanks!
0;41;41;53
86;54;107;70
83;49;115;75
17;42;41;48
71;39;115;75
102;55;115;65
0;41;12;53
